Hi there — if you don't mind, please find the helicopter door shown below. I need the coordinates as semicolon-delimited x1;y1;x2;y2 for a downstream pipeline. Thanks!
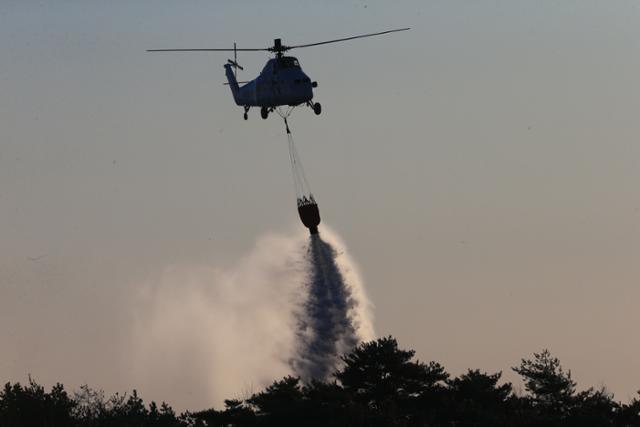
270;62;281;101
255;76;275;106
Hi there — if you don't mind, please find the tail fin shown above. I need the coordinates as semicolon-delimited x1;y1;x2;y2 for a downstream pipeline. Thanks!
224;64;242;105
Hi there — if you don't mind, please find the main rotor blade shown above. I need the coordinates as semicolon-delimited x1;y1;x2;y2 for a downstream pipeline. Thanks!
146;48;268;52
287;27;410;50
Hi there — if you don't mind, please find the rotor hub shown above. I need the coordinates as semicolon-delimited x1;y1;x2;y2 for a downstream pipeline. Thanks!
269;38;290;58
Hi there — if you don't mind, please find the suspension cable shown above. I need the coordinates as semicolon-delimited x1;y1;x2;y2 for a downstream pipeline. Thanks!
275;105;296;120
281;115;313;202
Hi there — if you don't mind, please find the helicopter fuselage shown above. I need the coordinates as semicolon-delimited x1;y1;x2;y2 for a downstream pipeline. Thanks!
148;28;409;119
225;56;314;107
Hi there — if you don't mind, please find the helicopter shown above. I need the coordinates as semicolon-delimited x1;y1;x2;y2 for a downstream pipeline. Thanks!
147;28;409;120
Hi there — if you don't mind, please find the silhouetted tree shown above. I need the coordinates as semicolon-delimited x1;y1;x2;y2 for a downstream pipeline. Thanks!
147;401;181;427
184;408;219;427
615;391;640;427
2;338;640;426
336;336;448;404
335;336;449;426
302;380;360;427
0;378;75;427
446;369;513;426
567;387;618;427
73;384;107;425
209;398;256;427
513;349;576;424
247;376;305;427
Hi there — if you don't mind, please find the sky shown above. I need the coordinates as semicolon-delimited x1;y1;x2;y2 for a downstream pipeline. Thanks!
2;0;640;408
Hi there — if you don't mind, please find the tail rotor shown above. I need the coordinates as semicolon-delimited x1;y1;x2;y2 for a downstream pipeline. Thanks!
226;42;244;79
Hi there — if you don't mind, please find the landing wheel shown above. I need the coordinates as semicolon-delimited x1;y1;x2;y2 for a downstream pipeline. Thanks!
243;106;250;120
313;102;322;115
243;112;248;120
260;106;269;120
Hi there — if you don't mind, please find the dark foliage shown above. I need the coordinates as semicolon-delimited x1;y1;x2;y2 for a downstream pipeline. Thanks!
1;337;638;426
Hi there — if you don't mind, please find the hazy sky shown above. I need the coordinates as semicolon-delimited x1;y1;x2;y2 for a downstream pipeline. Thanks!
2;0;640;408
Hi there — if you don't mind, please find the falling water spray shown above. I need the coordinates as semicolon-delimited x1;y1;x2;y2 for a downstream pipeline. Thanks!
291;234;360;380
130;228;373;409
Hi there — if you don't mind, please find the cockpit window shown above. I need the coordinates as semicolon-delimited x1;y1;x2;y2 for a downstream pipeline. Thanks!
279;57;300;68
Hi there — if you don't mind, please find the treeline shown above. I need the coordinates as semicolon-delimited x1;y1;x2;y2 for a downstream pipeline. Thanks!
2;337;639;426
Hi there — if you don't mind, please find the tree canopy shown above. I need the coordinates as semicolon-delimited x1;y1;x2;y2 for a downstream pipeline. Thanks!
1;337;638;426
